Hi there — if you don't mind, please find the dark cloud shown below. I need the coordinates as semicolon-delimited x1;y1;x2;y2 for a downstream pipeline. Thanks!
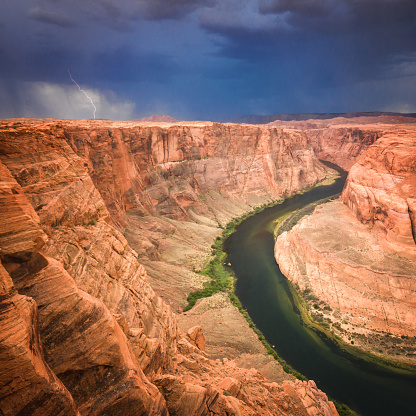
258;0;416;30
346;0;416;22
0;42;79;84
259;0;337;18
204;0;416;79
1;0;416;119
139;0;217;20
28;7;76;27
35;0;216;24
93;49;179;84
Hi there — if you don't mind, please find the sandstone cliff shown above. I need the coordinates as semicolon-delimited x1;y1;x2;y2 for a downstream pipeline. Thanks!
0;162;80;416
0;119;339;416
305;125;382;170
60;120;329;227
60;119;331;306
275;125;416;363
341;127;416;260
0;122;179;373
0;160;169;415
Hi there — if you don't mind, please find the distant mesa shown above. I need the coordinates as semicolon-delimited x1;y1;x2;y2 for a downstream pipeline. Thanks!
135;114;178;123
231;111;416;124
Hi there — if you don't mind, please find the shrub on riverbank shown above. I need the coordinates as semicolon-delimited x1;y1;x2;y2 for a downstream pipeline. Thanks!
184;176;362;415
333;401;359;416
183;199;280;312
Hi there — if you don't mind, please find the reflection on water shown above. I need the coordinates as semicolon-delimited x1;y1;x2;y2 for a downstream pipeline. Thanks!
224;174;416;416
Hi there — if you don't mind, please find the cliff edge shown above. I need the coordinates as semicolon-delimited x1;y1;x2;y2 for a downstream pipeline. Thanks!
275;125;416;364
0;118;339;416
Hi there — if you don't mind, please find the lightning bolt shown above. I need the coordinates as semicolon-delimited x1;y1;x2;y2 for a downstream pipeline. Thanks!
68;70;97;119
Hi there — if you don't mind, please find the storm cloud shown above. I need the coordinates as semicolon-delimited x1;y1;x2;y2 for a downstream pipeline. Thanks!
1;0;415;120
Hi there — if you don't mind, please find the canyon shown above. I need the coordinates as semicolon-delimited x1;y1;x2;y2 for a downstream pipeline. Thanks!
0;116;415;415
275;123;416;364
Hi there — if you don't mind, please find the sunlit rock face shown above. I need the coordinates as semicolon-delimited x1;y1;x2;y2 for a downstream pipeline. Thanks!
341;129;416;260
61;121;330;228
0;162;79;416
58;120;333;308
0;121;179;374
0;160;169;416
305;125;381;170
275;125;416;363
275;201;416;339
0;118;340;416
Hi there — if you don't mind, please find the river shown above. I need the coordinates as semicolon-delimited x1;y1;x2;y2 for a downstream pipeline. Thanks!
223;171;416;416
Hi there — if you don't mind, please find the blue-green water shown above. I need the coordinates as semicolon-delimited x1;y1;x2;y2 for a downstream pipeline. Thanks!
223;173;416;416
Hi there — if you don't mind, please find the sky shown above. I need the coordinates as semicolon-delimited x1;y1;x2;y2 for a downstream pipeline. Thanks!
1;0;416;121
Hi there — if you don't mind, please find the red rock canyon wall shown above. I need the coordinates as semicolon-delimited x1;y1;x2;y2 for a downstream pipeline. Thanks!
341;128;416;260
0;119;339;416
275;124;416;358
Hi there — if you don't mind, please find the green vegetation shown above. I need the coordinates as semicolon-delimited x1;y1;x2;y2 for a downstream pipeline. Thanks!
333;401;359;416
183;199;281;312
275;198;416;375
183;175;345;378
228;281;307;381
184;175;410;414
183;196;310;380
288;279;416;374
274;193;340;237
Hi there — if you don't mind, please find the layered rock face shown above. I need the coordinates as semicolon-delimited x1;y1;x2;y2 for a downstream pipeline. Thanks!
0;162;80;416
58;119;332;307
0;122;179;373
275;201;416;338
0;160;168;415
341;128;416;260
275;125;416;361
61;120;330;227
0;119;339;416
305;125;382;170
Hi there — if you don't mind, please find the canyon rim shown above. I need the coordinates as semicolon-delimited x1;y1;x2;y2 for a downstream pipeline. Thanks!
1;115;415;416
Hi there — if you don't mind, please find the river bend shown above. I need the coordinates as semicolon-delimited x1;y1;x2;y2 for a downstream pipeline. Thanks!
223;172;416;416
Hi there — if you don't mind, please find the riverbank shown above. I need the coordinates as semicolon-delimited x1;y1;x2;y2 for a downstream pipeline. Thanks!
180;173;363;415
178;174;338;359
163;167;414;415
275;200;416;372
182;173;341;312
223;171;416;416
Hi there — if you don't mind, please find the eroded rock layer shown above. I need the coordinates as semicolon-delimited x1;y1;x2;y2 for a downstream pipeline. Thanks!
61;120;330;227
341;127;416;260
0;121;179;373
305;125;382;170
0;164;79;416
275;125;416;363
0;160;168;415
0;119;339;416
275;202;416;337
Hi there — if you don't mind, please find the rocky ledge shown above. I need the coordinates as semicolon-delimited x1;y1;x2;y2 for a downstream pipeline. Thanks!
275;126;416;364
341;127;416;260
0;118;339;416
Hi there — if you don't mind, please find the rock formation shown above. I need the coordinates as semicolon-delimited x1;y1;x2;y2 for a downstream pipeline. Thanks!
341;129;416;260
0;162;80;416
0;118;339;415
137;115;179;123
305;125;382;170
233;111;416;125
59;119;332;306
275;124;416;362
0;160;168;415
60;120;330;227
